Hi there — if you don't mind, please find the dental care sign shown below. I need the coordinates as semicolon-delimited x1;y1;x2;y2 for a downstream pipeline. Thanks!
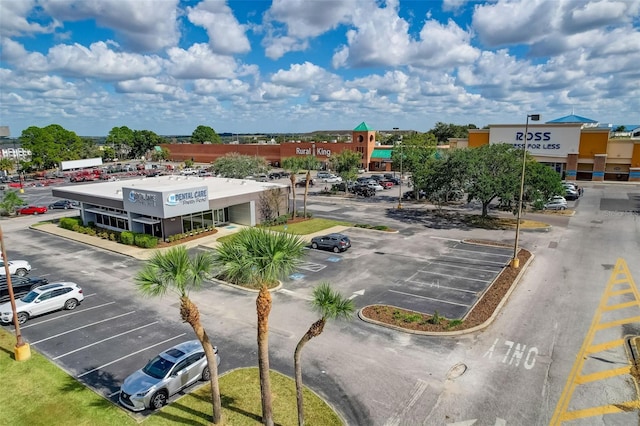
123;186;209;217
489;125;580;157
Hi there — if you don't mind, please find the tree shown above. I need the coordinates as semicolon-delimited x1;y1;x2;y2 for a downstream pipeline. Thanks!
430;122;476;144
20;124;84;170
213;152;270;179
299;156;321;218
294;283;354;426
329;149;361;192
523;160;565;207
192;125;221;144
281;157;303;218
131;130;163;159
151;146;170;162
447;144;522;216
213;228;307;426
0;190;25;216
101;146;117;162
390;133;437;181
134;247;223;424
106;126;134;159
0;158;15;174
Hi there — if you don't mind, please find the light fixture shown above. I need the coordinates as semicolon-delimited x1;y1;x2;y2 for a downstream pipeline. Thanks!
511;113;540;268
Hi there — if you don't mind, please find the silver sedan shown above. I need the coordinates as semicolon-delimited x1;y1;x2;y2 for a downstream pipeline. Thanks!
119;340;220;411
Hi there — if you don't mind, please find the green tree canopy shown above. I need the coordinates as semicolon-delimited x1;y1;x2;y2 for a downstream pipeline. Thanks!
131;129;163;159
106;126;134;159
329;149;361;183
19;124;85;170
212;152;269;178
191;125;221;144
430;122;477;144
391;132;437;176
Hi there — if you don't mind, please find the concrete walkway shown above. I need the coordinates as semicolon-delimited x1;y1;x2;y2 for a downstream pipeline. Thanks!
33;222;352;261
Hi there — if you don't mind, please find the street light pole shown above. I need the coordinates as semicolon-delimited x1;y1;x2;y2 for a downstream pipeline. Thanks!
511;113;540;268
393;128;403;209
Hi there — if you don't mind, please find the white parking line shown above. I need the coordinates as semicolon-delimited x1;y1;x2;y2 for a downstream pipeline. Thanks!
78;333;187;378
31;311;136;345
389;289;470;307
447;246;513;257
406;279;480;295
108;389;120;398
429;236;460;241
53;321;159;360
438;254;508;266
16;301;116;330
414;269;492;283
426;260;501;273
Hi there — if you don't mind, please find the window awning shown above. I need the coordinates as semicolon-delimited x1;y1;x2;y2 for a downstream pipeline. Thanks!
131;216;161;224
371;148;393;159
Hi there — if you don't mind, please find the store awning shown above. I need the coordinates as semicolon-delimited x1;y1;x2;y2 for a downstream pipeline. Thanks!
371;148;393;159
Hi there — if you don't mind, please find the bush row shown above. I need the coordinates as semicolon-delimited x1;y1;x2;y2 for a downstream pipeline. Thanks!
59;217;157;248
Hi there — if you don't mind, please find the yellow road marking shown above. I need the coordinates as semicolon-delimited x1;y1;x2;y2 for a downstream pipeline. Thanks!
586;338;625;354
595;315;640;330
549;258;640;425
575;366;631;384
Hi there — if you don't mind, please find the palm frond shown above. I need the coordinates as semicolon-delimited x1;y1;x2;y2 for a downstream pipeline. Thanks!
310;282;355;320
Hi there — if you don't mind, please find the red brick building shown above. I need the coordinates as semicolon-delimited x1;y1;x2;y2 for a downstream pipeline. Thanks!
161;122;397;172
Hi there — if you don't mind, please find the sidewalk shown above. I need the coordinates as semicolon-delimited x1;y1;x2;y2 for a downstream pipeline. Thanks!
33;222;352;261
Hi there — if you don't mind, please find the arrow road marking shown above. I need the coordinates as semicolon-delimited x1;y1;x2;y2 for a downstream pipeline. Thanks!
348;289;365;300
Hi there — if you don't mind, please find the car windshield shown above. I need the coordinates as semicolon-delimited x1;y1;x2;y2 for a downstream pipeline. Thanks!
142;355;176;379
21;290;39;303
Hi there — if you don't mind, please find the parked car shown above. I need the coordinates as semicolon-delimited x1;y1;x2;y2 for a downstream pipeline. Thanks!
357;168;367;174
350;185;375;197
366;181;384;191
180;168;198;176
319;174;342;183
295;178;315;187
356;176;372;184
549;195;567;204
310;233;351;253
370;174;385;182
119;340;220;411
379;180;394;189
403;190;426;200
48;199;78;210
544;200;568;210
316;171;332;179
564;188;579;200
17;205;48;215
0;275;49;303
0;260;31;276
0;282;84;325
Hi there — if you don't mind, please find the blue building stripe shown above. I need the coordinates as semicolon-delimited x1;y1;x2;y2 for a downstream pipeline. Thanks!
630;172;640;178
565;170;577;176
593;171;605;177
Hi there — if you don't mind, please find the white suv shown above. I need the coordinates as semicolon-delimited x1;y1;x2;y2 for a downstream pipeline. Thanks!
0;260;31;276
0;282;84;324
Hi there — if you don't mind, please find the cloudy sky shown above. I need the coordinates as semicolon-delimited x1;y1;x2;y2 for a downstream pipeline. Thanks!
1;0;639;137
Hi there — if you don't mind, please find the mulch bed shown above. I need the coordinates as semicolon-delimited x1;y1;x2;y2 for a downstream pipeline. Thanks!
156;228;219;247
360;248;532;332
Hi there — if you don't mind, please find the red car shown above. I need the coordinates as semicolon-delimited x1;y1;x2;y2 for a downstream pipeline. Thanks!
379;180;394;189
17;205;48;215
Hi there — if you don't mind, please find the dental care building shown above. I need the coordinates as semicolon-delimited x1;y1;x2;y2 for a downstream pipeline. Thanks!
450;115;640;182
52;175;289;240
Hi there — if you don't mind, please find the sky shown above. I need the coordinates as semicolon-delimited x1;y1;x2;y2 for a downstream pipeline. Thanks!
1;0;639;137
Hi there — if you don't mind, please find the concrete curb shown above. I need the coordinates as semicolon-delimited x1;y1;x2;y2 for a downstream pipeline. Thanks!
358;251;535;336
210;277;283;293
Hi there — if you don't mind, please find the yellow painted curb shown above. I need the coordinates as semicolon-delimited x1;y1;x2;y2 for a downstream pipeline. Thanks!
14;343;31;361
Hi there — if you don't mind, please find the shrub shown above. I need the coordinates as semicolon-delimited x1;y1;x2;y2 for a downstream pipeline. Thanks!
447;319;463;329
109;233;116;241
427;311;443;325
373;225;389;231
85;228;97;237
120;231;134;245
60;217;83;230
134;233;158;248
276;215;289;225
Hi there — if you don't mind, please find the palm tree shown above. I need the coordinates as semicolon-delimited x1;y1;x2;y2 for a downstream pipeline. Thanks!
213;227;307;426
299;156;321;219
281;157;302;219
134;246;223;424
294;283;355;426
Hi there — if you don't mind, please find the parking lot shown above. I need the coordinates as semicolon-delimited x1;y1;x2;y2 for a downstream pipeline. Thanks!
282;229;512;320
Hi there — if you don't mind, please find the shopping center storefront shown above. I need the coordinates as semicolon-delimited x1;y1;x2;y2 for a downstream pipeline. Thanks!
52;175;288;240
453;122;640;182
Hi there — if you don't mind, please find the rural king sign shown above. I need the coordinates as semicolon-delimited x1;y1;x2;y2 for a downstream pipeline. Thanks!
489;126;580;157
295;147;331;157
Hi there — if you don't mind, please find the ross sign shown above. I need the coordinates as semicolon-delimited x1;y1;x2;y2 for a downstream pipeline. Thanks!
489;126;580;157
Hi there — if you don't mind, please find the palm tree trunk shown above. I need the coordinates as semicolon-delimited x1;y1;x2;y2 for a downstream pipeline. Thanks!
180;297;222;424
289;174;297;218
256;285;274;426
303;170;310;218
294;319;326;426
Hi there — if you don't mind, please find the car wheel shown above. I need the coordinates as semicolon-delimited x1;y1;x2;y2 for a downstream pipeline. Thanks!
33;212;38;215
560;206;566;210
17;312;29;324
150;391;168;410
64;298;78;310
311;242;318;249
16;268;27;277
201;366;211;381
333;246;340;253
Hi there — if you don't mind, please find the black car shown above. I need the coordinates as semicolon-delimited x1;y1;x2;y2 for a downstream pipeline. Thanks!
350;184;375;197
0;275;49;303
48;199;77;210
402;190;426;200
310;233;351;253
295;178;315;187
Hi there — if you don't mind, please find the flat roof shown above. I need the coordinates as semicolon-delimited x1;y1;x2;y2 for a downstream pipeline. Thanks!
54;175;288;201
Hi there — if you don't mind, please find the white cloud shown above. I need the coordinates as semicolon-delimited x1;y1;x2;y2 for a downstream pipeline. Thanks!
193;78;250;99
166;43;238;79
0;0;60;37
115;77;188;101
270;62;335;88
187;0;251;55
40;0;180;52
